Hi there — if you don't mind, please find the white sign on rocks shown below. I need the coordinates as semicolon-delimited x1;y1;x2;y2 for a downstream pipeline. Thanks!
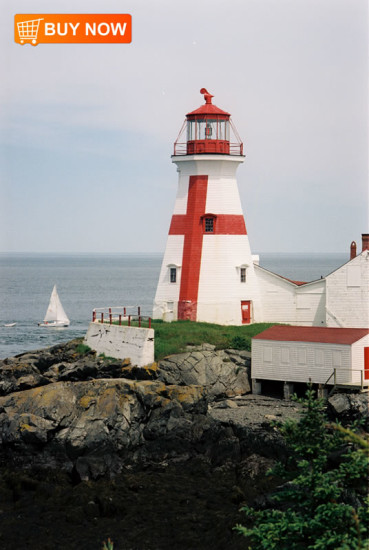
84;322;154;367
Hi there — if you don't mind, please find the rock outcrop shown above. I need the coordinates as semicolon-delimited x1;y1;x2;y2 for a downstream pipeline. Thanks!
0;339;286;481
0;339;366;483
0;340;367;550
157;344;251;399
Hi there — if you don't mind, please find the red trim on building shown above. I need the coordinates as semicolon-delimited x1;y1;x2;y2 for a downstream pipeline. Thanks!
253;326;369;345
170;175;208;320
169;175;248;321
213;214;247;235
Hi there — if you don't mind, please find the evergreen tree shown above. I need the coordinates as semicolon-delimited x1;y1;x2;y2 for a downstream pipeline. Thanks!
235;389;369;549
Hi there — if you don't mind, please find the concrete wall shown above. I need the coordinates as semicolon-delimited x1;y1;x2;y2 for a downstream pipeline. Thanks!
84;322;154;367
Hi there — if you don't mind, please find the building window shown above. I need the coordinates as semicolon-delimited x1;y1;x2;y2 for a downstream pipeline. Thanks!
347;265;361;287
315;349;324;366
333;350;342;367
170;267;177;283
263;347;272;362
205;218;214;233
281;347;290;364
240;267;246;283
298;348;307;365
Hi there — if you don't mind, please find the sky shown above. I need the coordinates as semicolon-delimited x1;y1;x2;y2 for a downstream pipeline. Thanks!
0;0;368;254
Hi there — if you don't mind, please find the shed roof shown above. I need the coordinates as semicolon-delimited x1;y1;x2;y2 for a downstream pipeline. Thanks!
253;326;369;345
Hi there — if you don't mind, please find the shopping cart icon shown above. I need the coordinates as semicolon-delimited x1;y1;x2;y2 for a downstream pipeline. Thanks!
17;18;43;45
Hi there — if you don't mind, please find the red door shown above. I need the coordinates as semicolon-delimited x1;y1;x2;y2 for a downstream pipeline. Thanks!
241;301;251;324
364;347;369;380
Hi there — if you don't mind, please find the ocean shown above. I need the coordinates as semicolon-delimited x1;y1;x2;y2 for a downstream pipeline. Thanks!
0;252;347;359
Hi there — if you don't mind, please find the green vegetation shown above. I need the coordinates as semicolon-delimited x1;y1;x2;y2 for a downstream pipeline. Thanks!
75;342;91;355
151;320;274;361
101;539;114;550
235;389;369;549
98;353;117;361
111;318;273;360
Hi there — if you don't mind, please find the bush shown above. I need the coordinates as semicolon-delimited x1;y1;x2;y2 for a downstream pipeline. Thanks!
76;343;91;355
235;389;369;549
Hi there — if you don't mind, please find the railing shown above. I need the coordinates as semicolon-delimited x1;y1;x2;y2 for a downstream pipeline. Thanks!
324;368;368;391
92;306;151;328
173;141;243;156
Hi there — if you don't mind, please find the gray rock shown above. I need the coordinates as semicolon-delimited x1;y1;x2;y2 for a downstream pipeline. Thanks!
328;394;351;415
328;392;369;425
158;348;251;400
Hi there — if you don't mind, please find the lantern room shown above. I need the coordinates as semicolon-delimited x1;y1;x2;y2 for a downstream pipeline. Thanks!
173;88;244;156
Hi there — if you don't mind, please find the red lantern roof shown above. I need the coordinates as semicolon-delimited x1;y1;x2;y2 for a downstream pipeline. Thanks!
186;88;230;118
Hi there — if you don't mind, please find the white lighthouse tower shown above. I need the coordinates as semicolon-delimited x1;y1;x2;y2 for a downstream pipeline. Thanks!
153;89;261;325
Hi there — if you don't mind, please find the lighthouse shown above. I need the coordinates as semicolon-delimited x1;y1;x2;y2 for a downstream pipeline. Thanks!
153;89;261;325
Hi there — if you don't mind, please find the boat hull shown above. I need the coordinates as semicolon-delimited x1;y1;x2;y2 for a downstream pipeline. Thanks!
38;322;70;328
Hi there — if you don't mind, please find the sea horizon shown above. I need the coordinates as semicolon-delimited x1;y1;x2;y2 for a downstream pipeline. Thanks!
0;251;348;359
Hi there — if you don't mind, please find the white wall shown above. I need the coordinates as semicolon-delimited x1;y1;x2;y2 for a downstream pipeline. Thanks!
252;339;353;385
197;235;262;325
153;234;183;320
255;267;326;326
84;322;154;367
295;281;326;326
255;266;298;324
326;252;369;328
351;334;369;385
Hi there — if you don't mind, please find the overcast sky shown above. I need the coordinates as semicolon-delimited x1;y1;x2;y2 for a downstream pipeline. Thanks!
1;0;368;254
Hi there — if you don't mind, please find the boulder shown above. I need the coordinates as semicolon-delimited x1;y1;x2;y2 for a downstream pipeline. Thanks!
328;392;369;425
158;348;251;400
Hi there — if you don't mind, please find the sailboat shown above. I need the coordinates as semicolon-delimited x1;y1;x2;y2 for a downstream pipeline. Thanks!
38;285;70;327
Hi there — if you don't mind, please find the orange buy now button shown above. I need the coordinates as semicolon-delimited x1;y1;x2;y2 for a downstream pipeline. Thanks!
14;14;132;45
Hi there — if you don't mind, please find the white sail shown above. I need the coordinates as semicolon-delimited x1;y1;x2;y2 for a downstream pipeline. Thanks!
42;285;70;326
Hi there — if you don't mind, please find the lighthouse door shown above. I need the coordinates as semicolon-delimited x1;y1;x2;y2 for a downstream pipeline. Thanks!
241;301;251;324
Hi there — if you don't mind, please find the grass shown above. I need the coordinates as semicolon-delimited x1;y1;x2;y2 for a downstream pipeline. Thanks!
76;343;91;355
151;320;274;361
106;318;275;361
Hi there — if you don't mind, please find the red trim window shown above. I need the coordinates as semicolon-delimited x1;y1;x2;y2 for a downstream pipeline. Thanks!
202;214;217;233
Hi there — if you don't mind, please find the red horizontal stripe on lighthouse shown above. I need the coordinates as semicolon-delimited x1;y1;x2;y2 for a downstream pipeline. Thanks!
170;214;247;235
212;215;247;235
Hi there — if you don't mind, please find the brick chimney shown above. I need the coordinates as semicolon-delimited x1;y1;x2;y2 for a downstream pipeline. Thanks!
350;241;357;260
362;233;369;252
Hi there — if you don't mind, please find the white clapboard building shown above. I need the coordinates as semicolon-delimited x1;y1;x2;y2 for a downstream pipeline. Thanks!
253;236;369;328
251;325;369;393
153;90;369;329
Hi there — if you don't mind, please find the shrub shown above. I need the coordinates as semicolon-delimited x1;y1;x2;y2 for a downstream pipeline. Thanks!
76;343;91;355
235;389;369;549
102;538;114;550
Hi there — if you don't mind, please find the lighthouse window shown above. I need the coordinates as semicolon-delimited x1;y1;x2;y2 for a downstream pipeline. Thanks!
197;120;217;140
205;218;214;233
240;268;246;283
170;268;177;283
